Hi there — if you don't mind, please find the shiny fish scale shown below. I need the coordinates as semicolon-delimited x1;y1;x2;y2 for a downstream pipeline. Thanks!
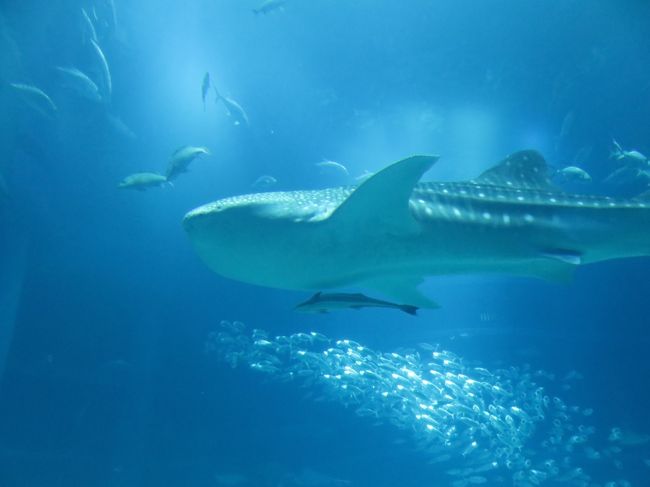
208;321;639;486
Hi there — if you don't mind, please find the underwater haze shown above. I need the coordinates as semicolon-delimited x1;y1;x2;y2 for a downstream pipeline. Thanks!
1;1;650;486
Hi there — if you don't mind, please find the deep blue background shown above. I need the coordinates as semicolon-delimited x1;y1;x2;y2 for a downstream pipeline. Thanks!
1;1;649;485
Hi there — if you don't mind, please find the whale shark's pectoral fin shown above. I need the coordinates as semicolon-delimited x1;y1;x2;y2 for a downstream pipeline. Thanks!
329;155;439;235
362;276;440;309
473;150;560;191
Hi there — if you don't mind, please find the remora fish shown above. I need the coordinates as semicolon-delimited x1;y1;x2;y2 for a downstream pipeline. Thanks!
89;39;112;102
295;292;419;315
214;87;249;126
118;172;168;191
166;146;210;181
183;150;650;307
55;67;102;102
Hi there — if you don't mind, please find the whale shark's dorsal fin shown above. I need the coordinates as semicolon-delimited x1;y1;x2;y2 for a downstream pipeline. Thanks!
329;155;439;234
473;150;559;191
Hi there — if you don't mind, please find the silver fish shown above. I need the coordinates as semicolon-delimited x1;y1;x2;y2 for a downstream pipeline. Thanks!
118;172;168;191
55;67;102;102
90;39;112;102
554;166;592;183
317;159;349;176
214;86;249;126
166;146;210;181
9;82;57;117
80;8;98;44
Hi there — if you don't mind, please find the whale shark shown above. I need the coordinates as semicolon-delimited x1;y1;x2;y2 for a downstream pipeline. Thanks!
183;150;650;307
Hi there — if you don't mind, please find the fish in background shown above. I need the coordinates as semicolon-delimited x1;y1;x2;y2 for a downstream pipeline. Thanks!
55;67;102;103
554;165;592;183
117;172;168;191
295;291;420;315
213;86;249;126
251;174;277;189
253;0;287;15
207;320;636;487
316;159;349;176
80;7;98;44
89;39;112;102
166;146;210;181
603;139;650;192
9;82;58;118
201;72;210;111
610;139;648;168
105;113;136;140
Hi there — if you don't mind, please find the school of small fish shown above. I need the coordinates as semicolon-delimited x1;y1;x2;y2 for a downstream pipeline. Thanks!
208;320;649;487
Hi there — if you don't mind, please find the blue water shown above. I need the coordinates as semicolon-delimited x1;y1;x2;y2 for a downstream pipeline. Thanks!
1;1;650;486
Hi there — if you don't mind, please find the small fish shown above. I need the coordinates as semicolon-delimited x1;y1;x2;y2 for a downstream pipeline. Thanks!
253;0;286;15
295;292;419;315
316;159;349;176
9;82;58;117
610;139;648;168
166;146;210;181
201;72;210;111
214;86;249;126
117;172;168;191
80;8;98;44
555;166;592;183
251;174;277;189
90;39;112;102
55;67;102;102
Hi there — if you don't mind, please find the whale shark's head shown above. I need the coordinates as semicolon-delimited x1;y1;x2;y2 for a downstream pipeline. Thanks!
183;155;439;294
182;189;353;288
